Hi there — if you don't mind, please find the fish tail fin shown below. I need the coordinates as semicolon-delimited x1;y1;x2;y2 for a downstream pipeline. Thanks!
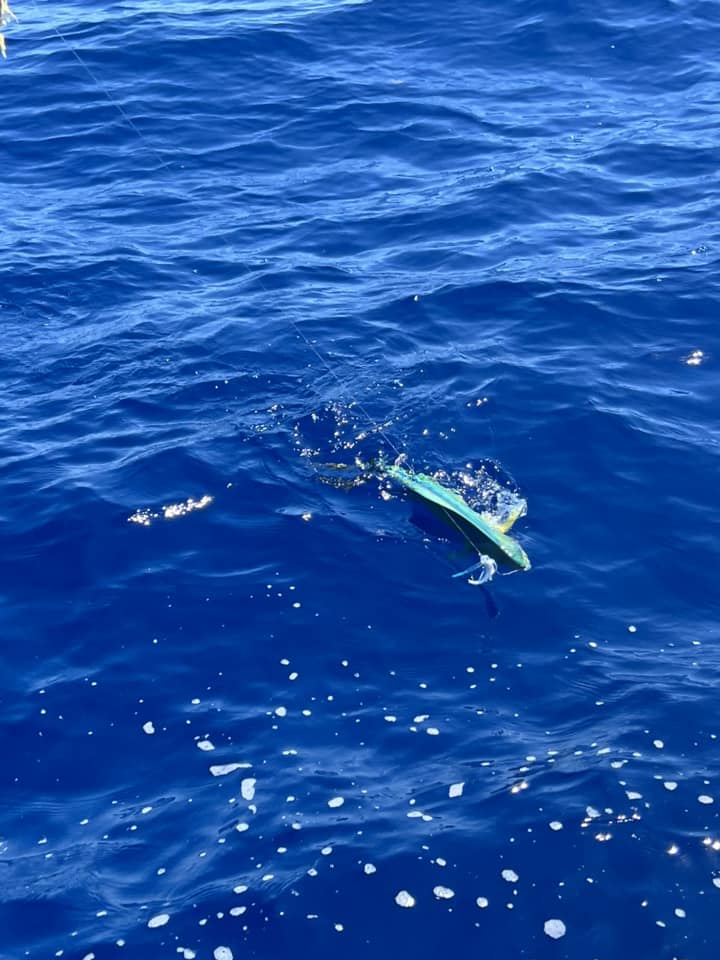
496;502;526;533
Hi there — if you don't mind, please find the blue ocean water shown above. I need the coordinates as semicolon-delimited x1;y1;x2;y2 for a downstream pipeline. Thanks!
2;0;719;956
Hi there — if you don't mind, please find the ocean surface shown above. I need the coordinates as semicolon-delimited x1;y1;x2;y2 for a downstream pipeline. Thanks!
2;0;719;957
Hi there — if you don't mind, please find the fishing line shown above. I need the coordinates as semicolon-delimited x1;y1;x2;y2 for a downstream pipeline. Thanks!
24;4;405;458
287;313;493;565
23;9;431;464
20;8;403;454
26;0;174;174
27;4;501;571
285;314;407;463
286;308;503;577
288;317;497;582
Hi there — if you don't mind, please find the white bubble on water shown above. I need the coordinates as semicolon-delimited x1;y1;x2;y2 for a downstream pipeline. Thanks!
449;782;464;798
675;908;686;918
664;781;678;791
275;706;287;717
321;846;333;856
699;795;714;805
364;863;377;875
433;886;454;899
653;740;664;749
549;821;563;831
328;797;345;808
544;919;566;939
241;778;256;801
148;914;170;928
213;948;233;960
197;740;215;752
395;890;416;908
476;897;489;908
210;763;251;777
235;822;249;833
712;878;720;889
142;722;155;735
501;869;519;883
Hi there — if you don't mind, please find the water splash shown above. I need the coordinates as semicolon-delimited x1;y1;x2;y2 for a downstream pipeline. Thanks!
294;403;528;538
432;462;528;535
293;402;401;483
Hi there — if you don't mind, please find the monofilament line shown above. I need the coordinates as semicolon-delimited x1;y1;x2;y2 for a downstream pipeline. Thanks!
32;3;486;566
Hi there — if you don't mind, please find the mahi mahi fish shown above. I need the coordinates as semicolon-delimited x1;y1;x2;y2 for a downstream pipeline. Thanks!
381;460;531;573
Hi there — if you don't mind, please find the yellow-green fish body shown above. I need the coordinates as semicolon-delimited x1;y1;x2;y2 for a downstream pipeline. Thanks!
383;462;530;572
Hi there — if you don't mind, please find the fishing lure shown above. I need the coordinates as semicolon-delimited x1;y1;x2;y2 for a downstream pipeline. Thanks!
381;459;531;575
